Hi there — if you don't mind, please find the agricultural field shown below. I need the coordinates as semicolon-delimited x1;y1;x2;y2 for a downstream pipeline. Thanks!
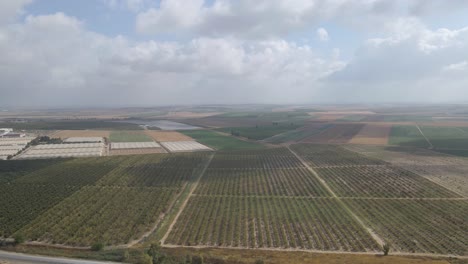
420;126;468;149
388;125;430;148
290;144;385;167
363;115;433;122
349;124;391;145
316;166;460;198
52;130;110;139
264;122;332;144
210;148;303;169
166;196;380;251
180;130;265;151
344;145;468;197
217;124;301;140
0;154;210;246
343;199;468;255
144;130;194;142
109;131;153;142
195;167;329;197
301;124;365;144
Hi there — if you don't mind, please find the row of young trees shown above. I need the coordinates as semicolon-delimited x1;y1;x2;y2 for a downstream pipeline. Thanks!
196;167;329;197
316;165;459;198
167;196;380;252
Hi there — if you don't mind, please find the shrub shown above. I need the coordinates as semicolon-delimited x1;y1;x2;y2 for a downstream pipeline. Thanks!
382;243;391;256
91;242;104;251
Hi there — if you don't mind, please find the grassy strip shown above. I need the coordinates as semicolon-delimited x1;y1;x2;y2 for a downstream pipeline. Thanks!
109;131;153;142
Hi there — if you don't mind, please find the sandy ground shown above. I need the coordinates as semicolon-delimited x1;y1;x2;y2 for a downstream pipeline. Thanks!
349;124;391;145
144;130;194;142
52;130;111;139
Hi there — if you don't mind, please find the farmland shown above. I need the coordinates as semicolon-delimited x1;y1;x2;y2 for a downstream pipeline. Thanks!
217;124;301;140
343;199;468;255
144;130;194;142
420;126;468;149
181;130;265;151
0;154;210;246
109;131;153;142
388;125;430;148
349;124;391;145
301;124;365;143
166;196;379;251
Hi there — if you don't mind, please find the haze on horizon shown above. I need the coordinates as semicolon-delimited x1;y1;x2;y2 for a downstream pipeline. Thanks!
1;0;468;108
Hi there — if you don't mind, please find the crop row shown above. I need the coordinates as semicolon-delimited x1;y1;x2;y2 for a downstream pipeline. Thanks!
209;154;303;169
195;168;330;197
0;183;79;237
19;186;178;246
166;196;379;252
290;144;385;167
316;166;460;198
343;199;468;255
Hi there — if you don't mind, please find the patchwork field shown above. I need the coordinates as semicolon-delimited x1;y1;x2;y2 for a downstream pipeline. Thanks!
349;124;391;145
0;154;210;246
217;124;301;140
181;130;265;151
301;124;365;144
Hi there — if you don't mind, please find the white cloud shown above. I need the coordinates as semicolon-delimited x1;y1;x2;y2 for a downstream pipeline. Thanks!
317;27;329;41
136;0;404;38
324;18;468;102
0;0;32;24
102;0;153;12
0;12;344;107
443;61;468;72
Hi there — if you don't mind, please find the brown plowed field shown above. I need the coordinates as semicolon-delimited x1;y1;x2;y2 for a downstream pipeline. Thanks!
144;131;194;142
349;124;391;145
301;124;365;143
52;130;110;139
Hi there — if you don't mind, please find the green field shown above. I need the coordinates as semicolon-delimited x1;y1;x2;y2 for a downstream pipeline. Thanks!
265;124;332;143
217;124;301;140
180;130;265;151
109;131;153;142
420;126;468;149
388;125;430;148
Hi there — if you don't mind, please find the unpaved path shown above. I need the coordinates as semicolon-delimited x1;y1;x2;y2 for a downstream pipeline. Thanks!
160;153;214;245
287;146;385;247
416;124;434;149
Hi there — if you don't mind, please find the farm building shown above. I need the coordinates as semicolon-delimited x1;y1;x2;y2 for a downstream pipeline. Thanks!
161;141;213;152
63;137;105;143
0;137;35;160
18;142;105;159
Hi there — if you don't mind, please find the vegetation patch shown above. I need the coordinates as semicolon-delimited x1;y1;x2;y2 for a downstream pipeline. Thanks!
109;131;153;142
388;125;429;148
218;124;301;140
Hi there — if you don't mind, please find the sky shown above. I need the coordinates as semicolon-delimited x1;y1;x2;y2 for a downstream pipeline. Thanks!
1;0;468;107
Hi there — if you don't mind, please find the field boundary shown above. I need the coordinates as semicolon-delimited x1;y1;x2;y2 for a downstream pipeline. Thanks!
287;146;385;248
162;243;468;259
160;153;215;245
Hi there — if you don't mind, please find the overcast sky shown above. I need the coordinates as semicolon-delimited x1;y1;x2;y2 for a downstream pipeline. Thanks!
1;0;468;107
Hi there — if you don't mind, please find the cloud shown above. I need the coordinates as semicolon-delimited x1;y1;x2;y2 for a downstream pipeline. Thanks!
0;0;32;24
102;0;153;12
324;18;468;102
317;27;329;41
0;12;344;107
136;0;404;38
